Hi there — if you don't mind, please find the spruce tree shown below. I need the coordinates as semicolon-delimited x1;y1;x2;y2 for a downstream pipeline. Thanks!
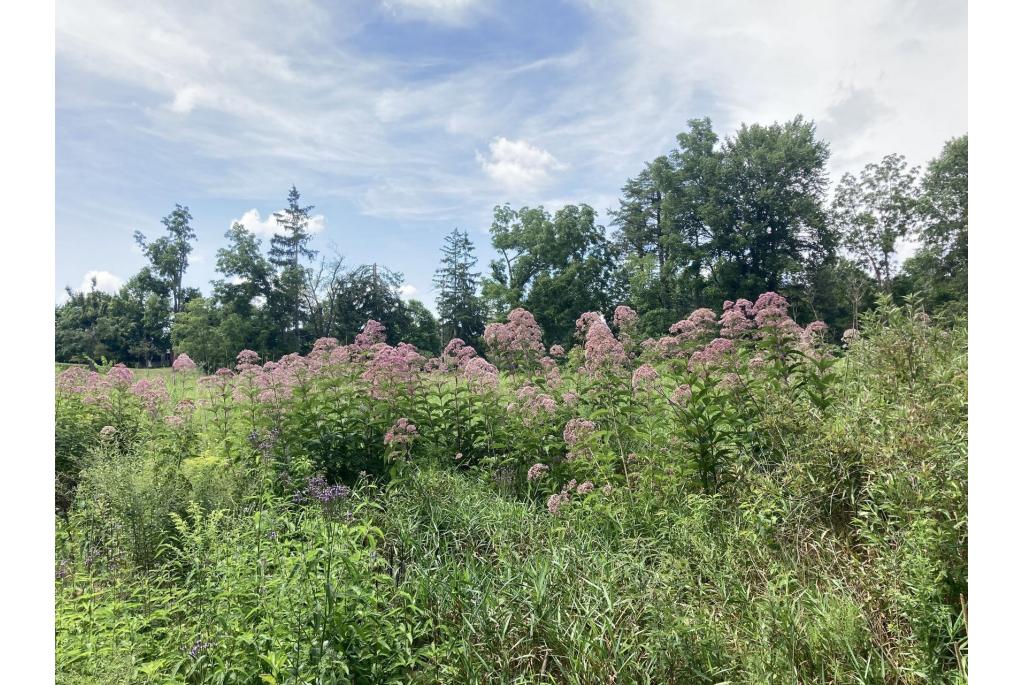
433;228;484;347
268;186;318;352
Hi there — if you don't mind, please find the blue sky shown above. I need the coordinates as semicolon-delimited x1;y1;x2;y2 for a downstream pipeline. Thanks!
56;0;967;309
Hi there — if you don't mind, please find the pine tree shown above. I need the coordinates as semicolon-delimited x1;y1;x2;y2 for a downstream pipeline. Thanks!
433;228;484;347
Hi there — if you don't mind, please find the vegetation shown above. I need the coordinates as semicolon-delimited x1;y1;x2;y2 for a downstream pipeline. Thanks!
56;292;966;683
54;120;967;367
54;114;967;683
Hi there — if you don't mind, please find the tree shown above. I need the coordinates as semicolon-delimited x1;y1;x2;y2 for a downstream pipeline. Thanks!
832;154;921;291
713;116;833;299
483;204;620;345
333;264;411;345
433;228;485;347
269;186;318;352
133;204;197;314
904;135;968;313
403;299;441;355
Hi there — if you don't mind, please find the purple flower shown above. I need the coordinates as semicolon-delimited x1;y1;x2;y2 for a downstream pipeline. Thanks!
575;480;594;495
187;638;213;659
483;308;546;370
670;385;692;406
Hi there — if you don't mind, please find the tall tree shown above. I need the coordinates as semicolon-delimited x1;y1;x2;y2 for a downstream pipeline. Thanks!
433;228;485;347
133;204;197;314
483;204;619;345
900;135;968;313
832;153;921;291
268;186;318;352
714;116;833;298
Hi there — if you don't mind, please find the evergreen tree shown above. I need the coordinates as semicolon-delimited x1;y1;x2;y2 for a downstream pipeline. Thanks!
433;228;485;347
268;186;318;352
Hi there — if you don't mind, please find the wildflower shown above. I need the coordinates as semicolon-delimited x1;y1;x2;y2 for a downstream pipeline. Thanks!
131;378;170;414
236;350;260;371
576;481;594;495
612;305;639;337
107;363;134;387
302;475;352;506
546;492;569;515
483;308;546;370
631;363;659;393
527;463;549;481
352;320;387;349
842;328;860;346
670;384;692;406
164;415;184;429
688;338;735;370
563;418;596;447
462;356;500;392
687;308;718;329
719;308;753;338
561;391;579;407
99;425;117;441
361;343;423;398
516;385;558;419
312;337;339;354
171;353;197;372
719;373;741;390
668;319;699;340
549;344;566;358
601;483;614;496
384;418;417;446
187;638;213;660
582;317;627;374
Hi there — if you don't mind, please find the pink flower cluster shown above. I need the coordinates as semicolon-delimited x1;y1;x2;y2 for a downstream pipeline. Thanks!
236;350;261;371
354;320;387;349
527;463;549;481
514;384;558;420
563;417;596;460
689;337;735;371
384;417;417;446
631;363;659;393
581;316;627;374
172;353;197;372
131;378;170;414
669;384;692;406
612;305;638;331
483;308;546;369
545;478;596;515
361;343;424;399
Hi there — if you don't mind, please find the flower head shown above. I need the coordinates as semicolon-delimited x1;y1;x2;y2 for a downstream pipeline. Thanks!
172;353;197;372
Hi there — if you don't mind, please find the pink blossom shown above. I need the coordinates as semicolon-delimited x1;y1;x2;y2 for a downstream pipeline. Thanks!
582;318;627;374
107;364;134;387
687;308;718;328
612;305;638;331
361;343;423;398
576;481;594;495
312;337;339;354
688;338;735;370
384;418;417;446
131;378;170;414
752;292;789;314
172;353;197;372
842;328;860;346
164;415;185;429
549;344;566;358
547;492;569;515
670;384;692;406
719;373;741;391
99;425;117;440
601;483;614;496
527;463;549;481
668;319;699;341
462;356;500;392
354;320;387;348
563;418;596;449
483;308;546;369
631;363;659;392
561;391;579;407
236;350;260;371
719;308;753;338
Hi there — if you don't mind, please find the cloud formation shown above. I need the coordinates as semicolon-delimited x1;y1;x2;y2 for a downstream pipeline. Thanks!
478;137;565;193
77;270;123;295
232;209;326;238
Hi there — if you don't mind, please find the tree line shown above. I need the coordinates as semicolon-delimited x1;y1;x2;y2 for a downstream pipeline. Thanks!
55;117;966;369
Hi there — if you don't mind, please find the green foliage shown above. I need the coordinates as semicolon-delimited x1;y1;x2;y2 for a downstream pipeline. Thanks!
57;299;966;684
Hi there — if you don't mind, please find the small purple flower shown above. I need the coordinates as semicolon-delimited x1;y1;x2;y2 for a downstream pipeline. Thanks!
527;463;549;481
188;638;213;659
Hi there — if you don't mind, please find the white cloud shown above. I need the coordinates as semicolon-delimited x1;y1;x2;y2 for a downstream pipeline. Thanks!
77;270;123;295
477;137;565;192
55;0;965;223
398;284;418;300
232;209;326;237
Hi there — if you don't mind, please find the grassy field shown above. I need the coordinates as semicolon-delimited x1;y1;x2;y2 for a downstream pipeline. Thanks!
55;299;967;684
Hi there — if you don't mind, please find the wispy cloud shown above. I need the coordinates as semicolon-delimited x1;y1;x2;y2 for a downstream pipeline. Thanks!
57;0;965;236
76;270;123;295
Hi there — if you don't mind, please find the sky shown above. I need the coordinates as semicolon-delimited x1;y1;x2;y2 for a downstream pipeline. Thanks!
56;0;967;310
